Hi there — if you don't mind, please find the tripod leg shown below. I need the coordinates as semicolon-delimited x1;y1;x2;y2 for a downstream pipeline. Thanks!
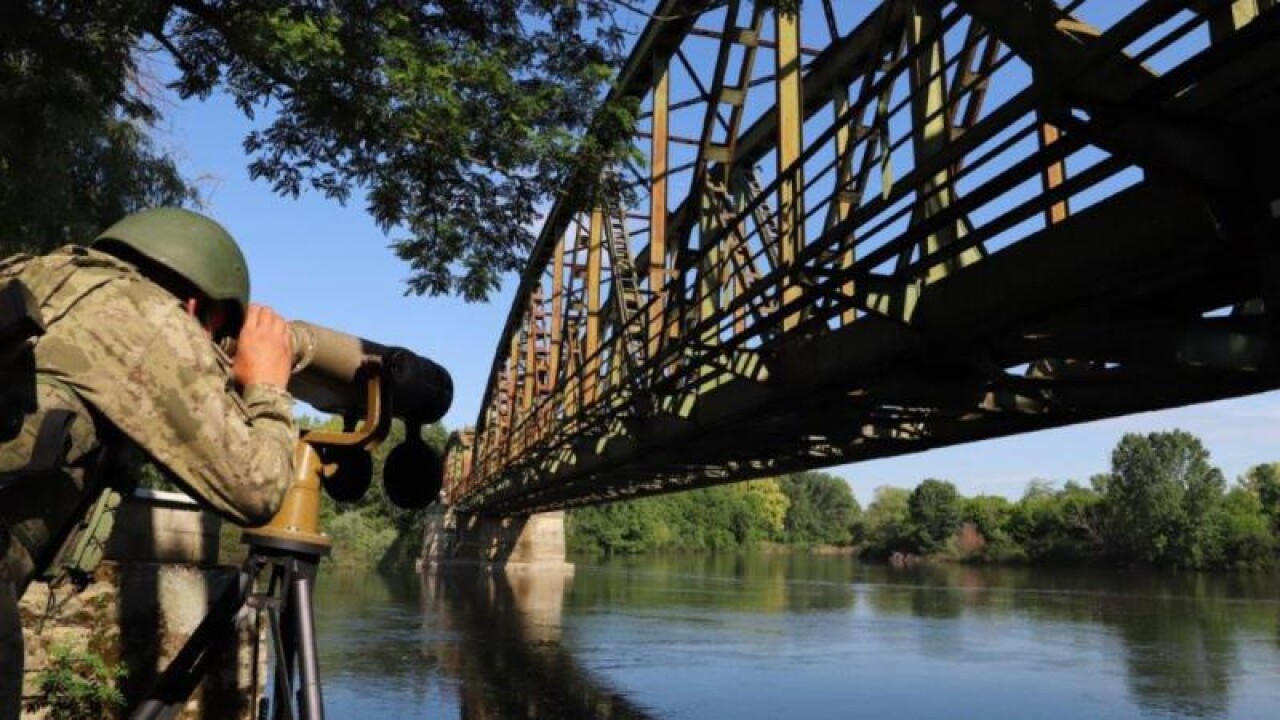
289;564;324;720
265;605;295;720
270;563;297;720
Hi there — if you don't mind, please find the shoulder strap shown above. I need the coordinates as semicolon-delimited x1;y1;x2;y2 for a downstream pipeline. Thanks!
0;278;44;348
0;377;86;491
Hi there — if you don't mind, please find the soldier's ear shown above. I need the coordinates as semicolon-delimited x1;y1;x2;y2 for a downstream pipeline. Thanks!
181;297;223;338
202;303;228;337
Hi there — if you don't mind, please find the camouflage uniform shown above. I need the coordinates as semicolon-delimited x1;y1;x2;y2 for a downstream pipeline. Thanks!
0;246;296;718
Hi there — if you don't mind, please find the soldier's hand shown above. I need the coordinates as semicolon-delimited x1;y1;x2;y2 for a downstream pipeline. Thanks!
234;304;293;389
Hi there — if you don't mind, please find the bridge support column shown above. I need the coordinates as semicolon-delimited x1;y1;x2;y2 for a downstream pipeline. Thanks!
418;504;573;573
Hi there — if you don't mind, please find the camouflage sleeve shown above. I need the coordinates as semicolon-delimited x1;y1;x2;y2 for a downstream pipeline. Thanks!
129;336;298;527
233;383;298;519
36;273;297;526
242;384;295;437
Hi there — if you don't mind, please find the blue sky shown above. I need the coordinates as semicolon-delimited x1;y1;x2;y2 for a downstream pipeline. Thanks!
147;8;1279;505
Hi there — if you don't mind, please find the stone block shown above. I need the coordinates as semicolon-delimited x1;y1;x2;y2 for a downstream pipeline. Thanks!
104;490;221;566
19;490;264;719
20;562;264;720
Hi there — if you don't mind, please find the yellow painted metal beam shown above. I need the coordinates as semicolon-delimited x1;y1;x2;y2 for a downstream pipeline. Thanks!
649;55;670;360
775;8;805;332
831;84;858;327
1038;121;1069;225
548;233;565;390
585;208;604;405
908;1;982;284
521;289;540;412
1209;0;1273;40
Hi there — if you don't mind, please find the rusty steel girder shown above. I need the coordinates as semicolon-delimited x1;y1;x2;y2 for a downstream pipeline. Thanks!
448;0;1280;514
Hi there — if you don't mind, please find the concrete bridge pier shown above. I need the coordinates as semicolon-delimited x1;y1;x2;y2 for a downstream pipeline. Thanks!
418;504;573;573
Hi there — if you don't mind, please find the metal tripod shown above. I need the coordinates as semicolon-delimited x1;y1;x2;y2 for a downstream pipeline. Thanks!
128;532;329;720
129;377;389;720
129;439;340;720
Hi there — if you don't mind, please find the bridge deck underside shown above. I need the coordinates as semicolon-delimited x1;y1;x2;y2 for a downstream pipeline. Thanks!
451;1;1280;515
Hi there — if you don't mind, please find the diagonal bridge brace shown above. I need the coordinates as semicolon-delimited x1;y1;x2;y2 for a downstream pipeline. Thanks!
943;0;1250;196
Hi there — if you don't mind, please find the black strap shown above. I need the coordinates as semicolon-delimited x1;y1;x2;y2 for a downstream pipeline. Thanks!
0;279;44;347
28;409;73;473
0;408;74;491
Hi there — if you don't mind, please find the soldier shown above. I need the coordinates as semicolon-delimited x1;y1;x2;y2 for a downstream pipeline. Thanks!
0;207;296;719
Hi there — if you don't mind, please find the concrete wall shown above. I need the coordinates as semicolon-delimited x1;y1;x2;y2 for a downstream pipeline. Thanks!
19;490;263;720
419;504;573;573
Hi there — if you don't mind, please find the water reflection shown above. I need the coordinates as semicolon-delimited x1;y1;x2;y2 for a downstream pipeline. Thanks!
315;558;1280;719
566;558;1278;719
423;567;653;720
852;565;1278;718
568;552;860;614
1088;573;1246;718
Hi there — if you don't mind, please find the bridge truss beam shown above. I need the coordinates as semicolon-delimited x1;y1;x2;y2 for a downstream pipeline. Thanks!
447;0;1280;515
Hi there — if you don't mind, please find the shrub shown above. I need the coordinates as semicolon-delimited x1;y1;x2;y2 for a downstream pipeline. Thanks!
26;645;126;719
324;508;397;568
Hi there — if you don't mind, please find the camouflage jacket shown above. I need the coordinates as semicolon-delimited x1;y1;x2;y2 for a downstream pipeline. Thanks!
0;246;296;526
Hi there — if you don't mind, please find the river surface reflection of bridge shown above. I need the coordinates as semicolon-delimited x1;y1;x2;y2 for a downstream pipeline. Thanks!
313;558;1280;719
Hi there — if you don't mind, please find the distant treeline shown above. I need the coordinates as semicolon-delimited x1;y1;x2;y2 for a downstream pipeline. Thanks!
215;423;1279;572
567;472;859;555
569;430;1280;571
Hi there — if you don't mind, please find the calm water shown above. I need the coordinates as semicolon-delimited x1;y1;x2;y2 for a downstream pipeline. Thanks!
311;555;1280;719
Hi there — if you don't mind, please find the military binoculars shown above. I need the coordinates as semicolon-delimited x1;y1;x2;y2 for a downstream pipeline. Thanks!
283;321;452;424
227;321;453;508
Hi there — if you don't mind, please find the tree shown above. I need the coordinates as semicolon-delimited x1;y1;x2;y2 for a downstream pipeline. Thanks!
744;479;790;541
2;1;630;299
961;494;1020;559
566;499;664;555
1101;430;1226;567
1215;486;1275;568
1057;480;1106;554
1022;478;1057;500
565;479;797;555
1005;480;1104;563
861;486;913;558
1;3;194;254
777;471;860;546
908;478;961;553
1241;463;1280;532
962;494;1012;538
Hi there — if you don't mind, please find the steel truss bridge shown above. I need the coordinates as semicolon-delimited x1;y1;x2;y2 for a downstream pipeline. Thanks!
444;0;1280;515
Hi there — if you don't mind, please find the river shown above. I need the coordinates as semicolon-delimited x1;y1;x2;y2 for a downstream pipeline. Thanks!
310;555;1280;719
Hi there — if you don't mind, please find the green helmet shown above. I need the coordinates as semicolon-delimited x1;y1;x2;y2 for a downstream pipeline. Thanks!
92;207;249;328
